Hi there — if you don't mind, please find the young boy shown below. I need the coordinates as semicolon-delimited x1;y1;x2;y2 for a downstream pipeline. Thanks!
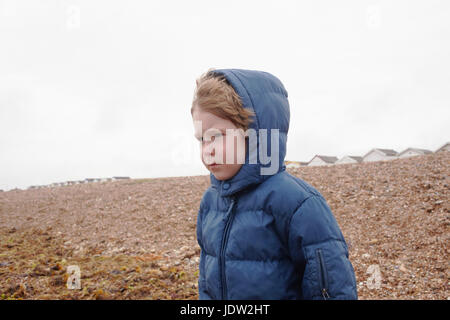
191;68;357;300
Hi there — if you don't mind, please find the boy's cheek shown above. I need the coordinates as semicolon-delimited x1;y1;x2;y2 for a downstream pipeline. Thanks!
200;143;226;164
202;154;215;166
200;139;244;166
201;150;221;166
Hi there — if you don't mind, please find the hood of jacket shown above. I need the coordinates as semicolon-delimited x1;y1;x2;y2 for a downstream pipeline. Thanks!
209;69;290;197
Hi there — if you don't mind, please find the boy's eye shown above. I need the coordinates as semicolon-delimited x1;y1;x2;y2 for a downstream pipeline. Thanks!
210;133;223;142
194;135;203;142
195;132;224;143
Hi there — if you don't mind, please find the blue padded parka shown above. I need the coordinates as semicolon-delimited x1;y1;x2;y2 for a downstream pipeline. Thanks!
196;69;358;300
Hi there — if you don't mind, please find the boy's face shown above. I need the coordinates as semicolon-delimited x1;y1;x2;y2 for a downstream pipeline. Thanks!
192;107;246;181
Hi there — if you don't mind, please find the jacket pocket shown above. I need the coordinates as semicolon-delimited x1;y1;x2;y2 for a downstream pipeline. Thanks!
315;248;330;299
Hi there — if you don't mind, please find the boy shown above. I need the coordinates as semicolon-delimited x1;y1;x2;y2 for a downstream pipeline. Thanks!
191;69;357;300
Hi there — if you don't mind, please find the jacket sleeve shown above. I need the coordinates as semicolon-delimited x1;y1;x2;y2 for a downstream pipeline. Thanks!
196;207;212;300
287;195;358;300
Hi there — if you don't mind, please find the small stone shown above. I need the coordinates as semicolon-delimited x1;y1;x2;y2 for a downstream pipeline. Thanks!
399;264;409;273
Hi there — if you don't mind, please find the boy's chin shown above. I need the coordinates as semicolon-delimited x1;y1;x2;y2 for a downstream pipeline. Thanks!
212;173;230;181
209;163;243;181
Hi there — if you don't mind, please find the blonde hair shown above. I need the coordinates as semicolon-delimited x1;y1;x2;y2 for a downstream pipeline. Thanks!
191;68;255;131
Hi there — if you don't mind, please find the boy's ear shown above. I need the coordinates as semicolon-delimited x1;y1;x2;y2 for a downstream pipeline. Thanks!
196;79;199;87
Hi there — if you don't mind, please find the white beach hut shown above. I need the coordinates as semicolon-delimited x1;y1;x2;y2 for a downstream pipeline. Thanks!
362;148;398;162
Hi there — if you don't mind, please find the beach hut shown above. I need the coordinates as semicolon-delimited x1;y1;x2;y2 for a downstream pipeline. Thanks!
335;156;363;165
398;148;432;158
362;148;398;162
307;155;338;166
112;176;130;180
435;142;450;153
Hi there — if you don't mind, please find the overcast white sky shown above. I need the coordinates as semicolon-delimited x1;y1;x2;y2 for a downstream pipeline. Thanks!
1;0;449;190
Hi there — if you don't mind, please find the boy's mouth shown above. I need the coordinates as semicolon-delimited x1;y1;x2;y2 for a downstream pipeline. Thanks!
208;163;221;169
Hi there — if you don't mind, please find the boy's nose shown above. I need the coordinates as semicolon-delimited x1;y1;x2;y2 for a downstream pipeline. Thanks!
203;141;215;155
202;143;215;163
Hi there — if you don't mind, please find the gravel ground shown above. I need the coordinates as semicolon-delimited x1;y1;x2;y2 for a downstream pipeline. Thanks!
0;151;448;299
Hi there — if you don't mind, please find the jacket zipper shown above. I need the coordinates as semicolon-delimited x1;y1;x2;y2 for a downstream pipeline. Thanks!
316;249;330;300
219;197;236;300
